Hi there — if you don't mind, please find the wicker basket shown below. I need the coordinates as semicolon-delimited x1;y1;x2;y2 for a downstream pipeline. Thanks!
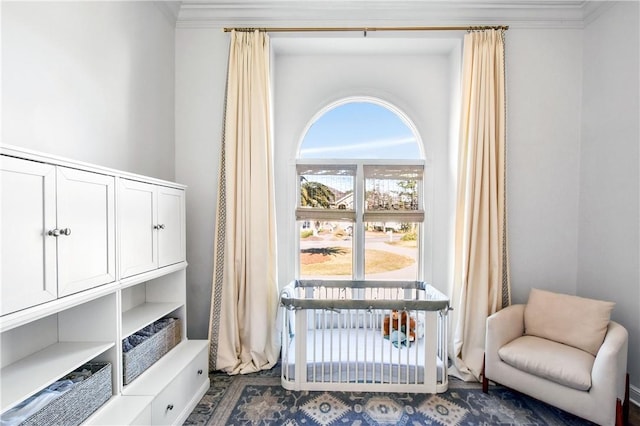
16;362;112;426
122;317;182;385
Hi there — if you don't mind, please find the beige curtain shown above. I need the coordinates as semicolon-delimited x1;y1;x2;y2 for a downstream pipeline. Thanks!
450;29;510;382
208;30;279;374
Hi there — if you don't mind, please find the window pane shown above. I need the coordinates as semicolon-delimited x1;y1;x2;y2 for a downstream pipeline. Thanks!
365;165;422;212
299;220;353;280
297;165;355;211
300;102;421;160
364;223;419;281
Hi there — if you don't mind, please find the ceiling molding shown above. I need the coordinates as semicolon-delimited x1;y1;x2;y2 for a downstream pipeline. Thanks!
155;1;182;26
582;1;614;26
176;1;591;29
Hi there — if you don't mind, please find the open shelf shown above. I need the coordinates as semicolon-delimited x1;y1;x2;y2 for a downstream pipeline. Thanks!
1;341;114;413
122;302;183;338
122;340;207;396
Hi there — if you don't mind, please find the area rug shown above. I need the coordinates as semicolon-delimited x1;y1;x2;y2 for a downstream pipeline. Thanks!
184;366;594;425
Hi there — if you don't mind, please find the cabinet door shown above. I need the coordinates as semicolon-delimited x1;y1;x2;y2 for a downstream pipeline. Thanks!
1;156;57;315
157;187;186;268
119;179;158;278
56;167;116;297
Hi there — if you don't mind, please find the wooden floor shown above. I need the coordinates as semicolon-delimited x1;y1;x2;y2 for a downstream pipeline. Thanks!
630;401;640;426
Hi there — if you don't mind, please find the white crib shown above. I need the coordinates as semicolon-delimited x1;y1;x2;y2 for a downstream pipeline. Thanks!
280;280;449;393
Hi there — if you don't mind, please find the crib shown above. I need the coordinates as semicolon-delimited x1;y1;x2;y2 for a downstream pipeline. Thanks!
279;280;449;393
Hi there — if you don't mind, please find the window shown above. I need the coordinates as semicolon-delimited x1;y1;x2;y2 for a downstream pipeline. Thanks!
296;99;425;281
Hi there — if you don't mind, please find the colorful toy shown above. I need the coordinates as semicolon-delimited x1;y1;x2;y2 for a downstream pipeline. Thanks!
383;309;417;342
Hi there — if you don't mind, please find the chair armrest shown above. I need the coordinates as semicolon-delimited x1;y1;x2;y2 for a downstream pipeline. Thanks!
591;321;628;401
485;305;525;359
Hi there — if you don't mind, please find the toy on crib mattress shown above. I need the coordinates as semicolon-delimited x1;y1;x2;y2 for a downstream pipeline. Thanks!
383;310;417;342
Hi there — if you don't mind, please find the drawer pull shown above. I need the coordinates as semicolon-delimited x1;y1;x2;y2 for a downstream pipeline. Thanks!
197;369;203;375
166;404;174;412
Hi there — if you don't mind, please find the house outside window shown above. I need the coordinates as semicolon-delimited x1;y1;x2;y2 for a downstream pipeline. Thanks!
296;99;425;281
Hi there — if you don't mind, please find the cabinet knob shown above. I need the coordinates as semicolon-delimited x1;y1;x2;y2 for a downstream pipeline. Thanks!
47;228;71;237
197;369;203;375
159;224;166;230
166;404;174;412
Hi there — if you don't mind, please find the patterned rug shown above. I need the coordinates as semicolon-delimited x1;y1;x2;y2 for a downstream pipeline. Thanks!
184;365;594;425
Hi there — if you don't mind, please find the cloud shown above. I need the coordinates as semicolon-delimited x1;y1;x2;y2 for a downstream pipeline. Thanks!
301;136;417;156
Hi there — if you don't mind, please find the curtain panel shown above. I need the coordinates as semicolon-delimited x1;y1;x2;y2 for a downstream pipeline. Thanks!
209;30;279;374
450;29;511;382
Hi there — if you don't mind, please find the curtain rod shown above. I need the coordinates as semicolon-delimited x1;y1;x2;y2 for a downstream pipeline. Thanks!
223;25;509;33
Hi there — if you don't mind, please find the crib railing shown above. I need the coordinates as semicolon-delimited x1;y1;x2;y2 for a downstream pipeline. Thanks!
280;280;450;393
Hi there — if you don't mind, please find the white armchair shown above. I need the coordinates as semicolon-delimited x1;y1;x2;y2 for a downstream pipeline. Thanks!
483;289;629;426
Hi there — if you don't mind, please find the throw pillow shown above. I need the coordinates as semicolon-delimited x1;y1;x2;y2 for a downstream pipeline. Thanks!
523;288;614;356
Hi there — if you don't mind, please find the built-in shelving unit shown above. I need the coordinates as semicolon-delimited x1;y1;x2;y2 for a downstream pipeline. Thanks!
0;145;209;425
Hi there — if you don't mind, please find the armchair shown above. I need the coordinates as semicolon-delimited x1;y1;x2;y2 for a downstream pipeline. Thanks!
483;288;629;426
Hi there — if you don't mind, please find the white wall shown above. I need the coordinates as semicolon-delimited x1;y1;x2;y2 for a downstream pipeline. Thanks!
2;2;176;180
272;44;459;296
578;1;640;391
505;28;583;303
175;29;228;339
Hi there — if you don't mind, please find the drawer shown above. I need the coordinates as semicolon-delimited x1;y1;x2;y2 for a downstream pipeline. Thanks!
132;403;152;425
151;372;189;425
151;344;208;425
183;345;208;397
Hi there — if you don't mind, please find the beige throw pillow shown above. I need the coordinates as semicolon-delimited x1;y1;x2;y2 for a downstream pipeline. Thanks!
523;288;614;356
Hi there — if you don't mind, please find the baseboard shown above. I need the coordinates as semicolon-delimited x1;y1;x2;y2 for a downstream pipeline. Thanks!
630;383;640;406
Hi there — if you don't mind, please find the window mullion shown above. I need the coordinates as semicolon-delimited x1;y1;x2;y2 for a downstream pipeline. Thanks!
354;162;365;280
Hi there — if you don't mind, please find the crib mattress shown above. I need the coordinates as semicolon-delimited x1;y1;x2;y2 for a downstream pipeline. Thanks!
283;328;444;384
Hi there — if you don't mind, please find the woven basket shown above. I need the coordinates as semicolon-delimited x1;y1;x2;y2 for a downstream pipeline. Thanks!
123;317;182;385
19;362;112;426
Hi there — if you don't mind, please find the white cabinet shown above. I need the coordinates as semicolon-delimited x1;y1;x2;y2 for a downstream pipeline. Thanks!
56;166;116;297
123;340;209;426
119;179;186;279
1;156;57;315
1;156;116;315
1;147;207;426
157;186;186;268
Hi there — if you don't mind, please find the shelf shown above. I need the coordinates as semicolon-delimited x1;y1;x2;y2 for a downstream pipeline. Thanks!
122;340;208;396
122;302;183;338
1;341;114;413
119;262;188;290
0;282;120;334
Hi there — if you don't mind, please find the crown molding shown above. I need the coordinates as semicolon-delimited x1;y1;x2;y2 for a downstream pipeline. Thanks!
176;1;592;29
582;1;615;26
155;1;182;26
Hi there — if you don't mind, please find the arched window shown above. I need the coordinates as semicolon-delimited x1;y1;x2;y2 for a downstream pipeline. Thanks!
296;99;425;281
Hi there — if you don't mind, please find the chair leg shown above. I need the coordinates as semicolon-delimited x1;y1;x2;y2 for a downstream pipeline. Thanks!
616;374;630;426
616;399;623;426
624;373;630;425
482;354;489;393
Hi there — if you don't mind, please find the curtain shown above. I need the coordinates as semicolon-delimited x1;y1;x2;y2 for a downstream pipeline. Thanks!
208;30;279;374
450;29;510;382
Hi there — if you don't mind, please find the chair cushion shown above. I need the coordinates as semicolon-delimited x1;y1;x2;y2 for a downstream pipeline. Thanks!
498;335;595;391
524;288;614;355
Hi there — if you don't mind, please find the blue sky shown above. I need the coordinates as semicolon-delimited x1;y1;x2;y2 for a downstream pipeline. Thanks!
300;102;421;159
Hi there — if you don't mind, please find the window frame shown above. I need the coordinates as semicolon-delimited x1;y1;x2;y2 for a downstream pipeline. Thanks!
295;158;425;281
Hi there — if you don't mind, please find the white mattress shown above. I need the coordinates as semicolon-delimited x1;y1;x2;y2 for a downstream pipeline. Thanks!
282;328;444;384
